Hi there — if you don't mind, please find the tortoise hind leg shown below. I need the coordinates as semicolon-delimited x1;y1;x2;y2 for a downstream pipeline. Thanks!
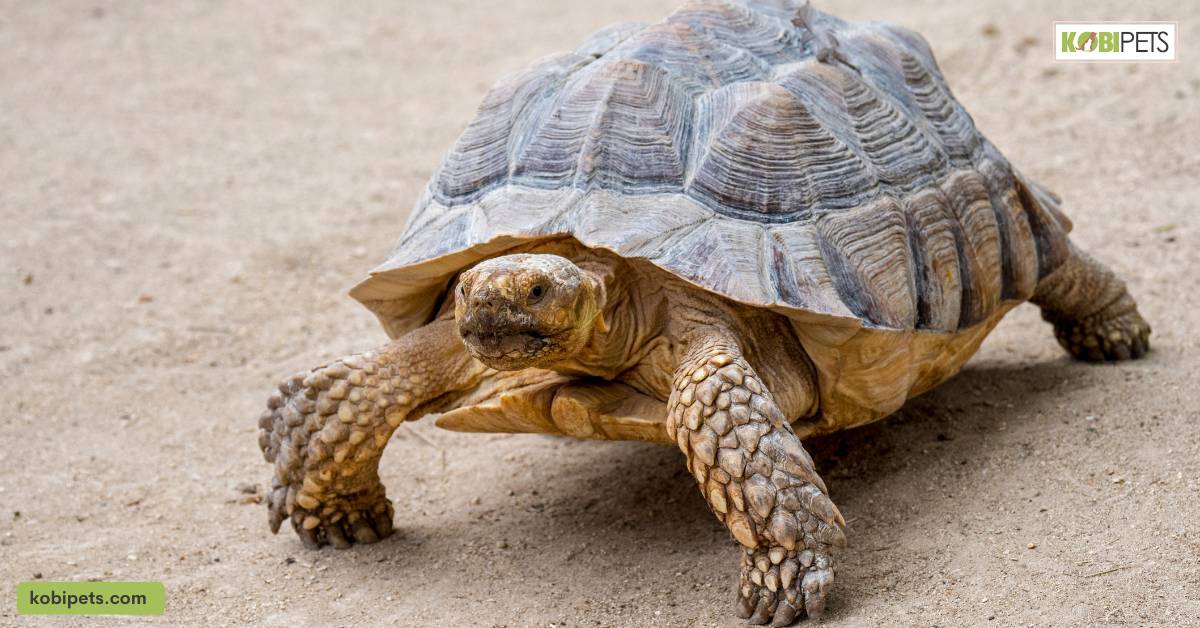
1032;243;1151;361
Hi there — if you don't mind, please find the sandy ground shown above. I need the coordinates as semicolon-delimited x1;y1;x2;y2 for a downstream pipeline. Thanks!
2;0;1198;626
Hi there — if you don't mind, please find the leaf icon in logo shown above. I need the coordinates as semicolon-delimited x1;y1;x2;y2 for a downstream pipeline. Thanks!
1077;31;1097;52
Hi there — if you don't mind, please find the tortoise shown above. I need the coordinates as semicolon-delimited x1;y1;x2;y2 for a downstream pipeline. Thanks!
257;1;1152;624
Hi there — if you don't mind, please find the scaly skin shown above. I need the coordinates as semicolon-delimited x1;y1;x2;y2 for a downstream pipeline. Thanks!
1033;243;1151;362
667;333;846;626
258;318;486;548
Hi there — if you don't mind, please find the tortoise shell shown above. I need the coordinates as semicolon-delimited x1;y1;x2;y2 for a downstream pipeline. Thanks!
352;0;1072;350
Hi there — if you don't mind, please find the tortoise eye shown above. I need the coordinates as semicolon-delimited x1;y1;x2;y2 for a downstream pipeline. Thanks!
528;284;546;304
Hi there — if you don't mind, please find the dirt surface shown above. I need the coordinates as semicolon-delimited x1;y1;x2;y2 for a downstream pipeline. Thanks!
2;1;1197;626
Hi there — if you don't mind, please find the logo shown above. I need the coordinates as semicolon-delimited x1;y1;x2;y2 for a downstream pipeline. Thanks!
1055;22;1177;61
17;582;165;615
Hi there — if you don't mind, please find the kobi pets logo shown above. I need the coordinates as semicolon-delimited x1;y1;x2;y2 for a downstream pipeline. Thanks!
1055;22;1177;61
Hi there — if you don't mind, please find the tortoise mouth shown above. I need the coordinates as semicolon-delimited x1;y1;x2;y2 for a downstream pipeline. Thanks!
461;328;550;359
458;318;568;369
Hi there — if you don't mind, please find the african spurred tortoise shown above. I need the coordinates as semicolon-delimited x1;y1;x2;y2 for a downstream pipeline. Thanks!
258;2;1151;624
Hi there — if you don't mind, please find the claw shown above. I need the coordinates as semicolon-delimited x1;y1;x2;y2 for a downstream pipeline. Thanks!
297;524;320;550
801;568;833;620
770;599;797;627
749;593;774;625
736;593;755;619
326;522;351;549
267;488;286;534
372;509;394;539
351;519;380;544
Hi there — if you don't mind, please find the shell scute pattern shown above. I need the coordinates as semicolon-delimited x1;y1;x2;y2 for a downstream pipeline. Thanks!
373;0;1071;334
509;57;696;193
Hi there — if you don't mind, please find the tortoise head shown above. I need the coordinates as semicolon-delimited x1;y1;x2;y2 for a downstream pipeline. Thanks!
455;254;606;370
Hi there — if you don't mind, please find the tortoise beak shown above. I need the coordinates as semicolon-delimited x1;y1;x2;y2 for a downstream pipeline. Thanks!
461;327;547;360
458;309;550;364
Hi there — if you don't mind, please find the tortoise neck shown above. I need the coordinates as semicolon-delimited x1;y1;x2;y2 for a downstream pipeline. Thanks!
549;253;659;380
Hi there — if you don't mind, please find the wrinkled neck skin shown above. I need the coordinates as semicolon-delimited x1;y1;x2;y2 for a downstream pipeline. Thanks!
541;250;665;380
561;246;818;421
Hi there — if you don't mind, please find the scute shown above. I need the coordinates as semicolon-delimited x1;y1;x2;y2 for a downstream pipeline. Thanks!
434;52;589;203
669;0;811;65
353;0;1072;338
897;50;979;166
609;21;772;89
838;66;947;190
814;198;914;328
687;80;879;222
509;58;695;192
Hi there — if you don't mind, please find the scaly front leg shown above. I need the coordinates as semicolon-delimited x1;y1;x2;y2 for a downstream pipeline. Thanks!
258;318;486;548
668;334;846;626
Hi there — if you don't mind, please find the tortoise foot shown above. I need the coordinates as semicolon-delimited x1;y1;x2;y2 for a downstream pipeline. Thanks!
268;481;395;549
736;546;834;626
1052;308;1151;362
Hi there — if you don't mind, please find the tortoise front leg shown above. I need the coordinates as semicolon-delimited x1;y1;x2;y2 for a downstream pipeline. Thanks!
258;318;486;548
668;333;846;626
